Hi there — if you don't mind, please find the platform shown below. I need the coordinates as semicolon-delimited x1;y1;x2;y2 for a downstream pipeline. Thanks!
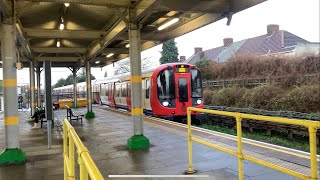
0;107;307;179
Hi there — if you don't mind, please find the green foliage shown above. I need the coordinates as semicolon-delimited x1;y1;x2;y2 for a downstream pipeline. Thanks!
195;60;212;80
211;86;247;107
239;85;285;110
54;68;96;88
159;39;179;64
276;85;320;112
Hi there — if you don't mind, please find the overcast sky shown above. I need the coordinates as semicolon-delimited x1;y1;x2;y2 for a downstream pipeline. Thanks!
1;0;319;86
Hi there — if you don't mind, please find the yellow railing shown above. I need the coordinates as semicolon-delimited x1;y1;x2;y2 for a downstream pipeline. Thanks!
63;118;104;180
186;107;320;180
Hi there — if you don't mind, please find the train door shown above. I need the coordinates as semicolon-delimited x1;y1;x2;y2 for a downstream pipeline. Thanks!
126;82;131;111
119;82;127;108
108;83;116;108
144;78;151;111
174;73;192;115
114;83;121;107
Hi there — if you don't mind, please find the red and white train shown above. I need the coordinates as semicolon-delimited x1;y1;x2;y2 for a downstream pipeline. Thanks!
54;63;203;118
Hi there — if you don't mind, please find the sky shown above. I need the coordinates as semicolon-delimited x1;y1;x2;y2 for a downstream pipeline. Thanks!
1;0;319;86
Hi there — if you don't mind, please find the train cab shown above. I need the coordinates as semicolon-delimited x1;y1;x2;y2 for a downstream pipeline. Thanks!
150;63;203;117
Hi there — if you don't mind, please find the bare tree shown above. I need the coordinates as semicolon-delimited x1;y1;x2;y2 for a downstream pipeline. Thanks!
115;57;157;74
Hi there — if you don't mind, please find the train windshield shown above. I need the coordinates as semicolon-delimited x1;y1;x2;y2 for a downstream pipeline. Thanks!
157;69;175;99
191;69;202;98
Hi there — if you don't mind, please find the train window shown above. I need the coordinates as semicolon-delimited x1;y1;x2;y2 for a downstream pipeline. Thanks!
121;83;127;97
157;69;175;99
116;83;121;97
191;69;203;98
105;84;109;96
127;82;131;97
109;84;113;96
178;78;188;102
145;79;150;99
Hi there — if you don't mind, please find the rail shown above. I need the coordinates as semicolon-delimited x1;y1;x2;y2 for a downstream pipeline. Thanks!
63;118;104;180
186;107;320;180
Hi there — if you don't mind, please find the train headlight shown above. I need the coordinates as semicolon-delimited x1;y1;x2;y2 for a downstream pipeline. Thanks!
162;101;169;107
196;99;202;105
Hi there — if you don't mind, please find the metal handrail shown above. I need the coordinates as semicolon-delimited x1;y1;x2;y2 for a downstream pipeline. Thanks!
63;118;104;180
186;107;320;180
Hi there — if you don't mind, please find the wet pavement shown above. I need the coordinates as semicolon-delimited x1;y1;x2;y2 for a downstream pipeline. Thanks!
0;107;301;179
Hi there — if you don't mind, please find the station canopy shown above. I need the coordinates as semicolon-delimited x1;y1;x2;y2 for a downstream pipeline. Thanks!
0;0;265;68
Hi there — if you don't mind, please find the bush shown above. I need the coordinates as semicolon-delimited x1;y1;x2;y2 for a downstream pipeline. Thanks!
278;85;320;113
203;88;214;105
197;55;320;81
238;85;285;110
210;86;247;107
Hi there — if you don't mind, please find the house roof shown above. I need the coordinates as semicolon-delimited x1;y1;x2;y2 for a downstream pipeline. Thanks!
186;27;310;64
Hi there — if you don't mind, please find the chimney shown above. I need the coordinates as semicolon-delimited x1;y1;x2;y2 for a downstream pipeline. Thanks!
267;24;279;36
179;56;186;62
194;47;202;55
223;38;233;47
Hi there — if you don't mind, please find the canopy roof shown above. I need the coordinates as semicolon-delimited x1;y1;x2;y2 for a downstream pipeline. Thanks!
0;0;266;68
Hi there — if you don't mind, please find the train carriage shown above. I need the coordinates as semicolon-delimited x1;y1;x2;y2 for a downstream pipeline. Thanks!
96;63;203;118
53;63;203;118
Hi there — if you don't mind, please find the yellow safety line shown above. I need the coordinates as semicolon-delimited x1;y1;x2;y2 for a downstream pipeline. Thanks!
109;108;320;161
131;108;143;115
3;79;17;87
131;76;142;83
4;116;18;125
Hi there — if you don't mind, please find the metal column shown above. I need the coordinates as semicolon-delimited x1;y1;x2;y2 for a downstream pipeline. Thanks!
29;61;36;115
43;61;53;148
85;62;94;118
72;67;77;108
0;24;26;164
127;23;150;149
36;67;41;107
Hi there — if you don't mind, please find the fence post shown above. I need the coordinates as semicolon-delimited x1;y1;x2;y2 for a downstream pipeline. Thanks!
236;114;244;180
308;126;318;180
185;108;196;174
63;121;68;180
69;134;75;179
78;151;88;180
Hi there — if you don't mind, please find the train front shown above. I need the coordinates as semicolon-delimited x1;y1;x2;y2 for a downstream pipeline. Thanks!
150;63;203;118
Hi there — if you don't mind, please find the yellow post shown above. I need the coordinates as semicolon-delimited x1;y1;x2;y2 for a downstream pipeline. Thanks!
236;115;244;180
186;108;196;174
78;151;88;180
69;136;75;179
308;126;318;180
63;121;68;180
